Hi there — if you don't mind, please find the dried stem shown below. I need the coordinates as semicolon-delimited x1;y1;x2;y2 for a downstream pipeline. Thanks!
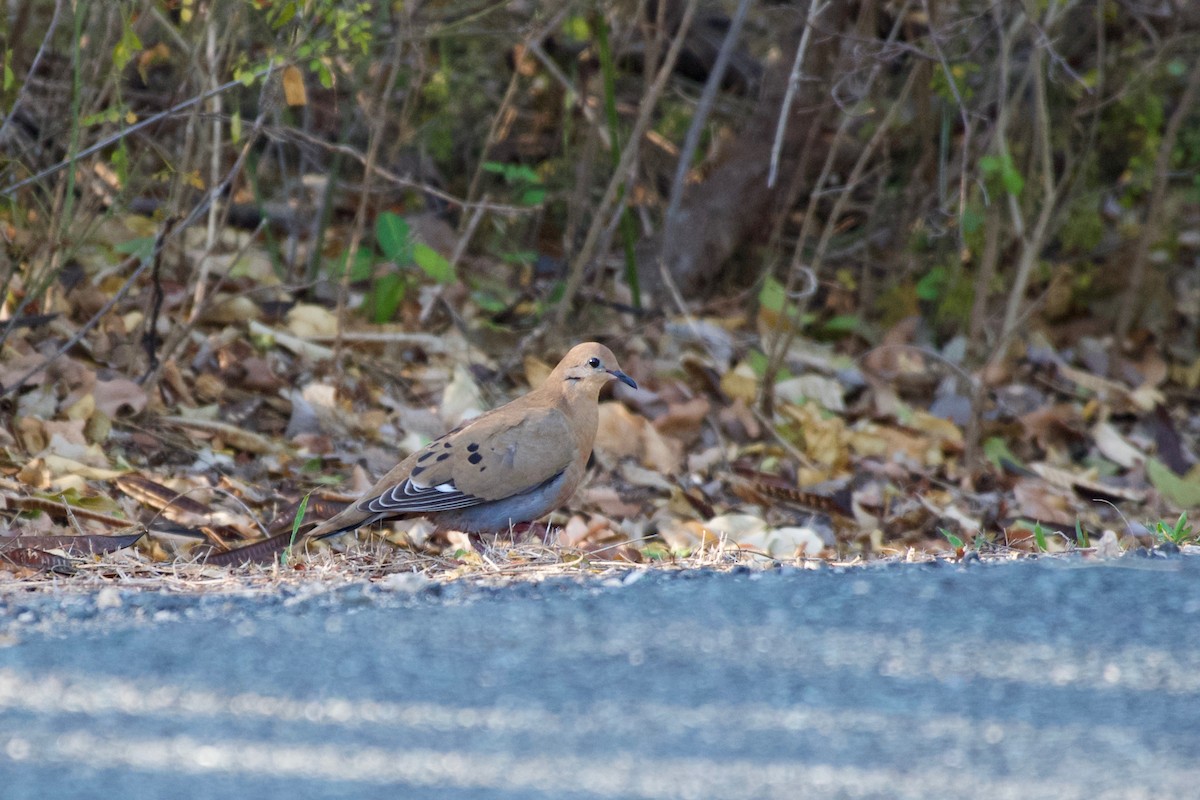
553;0;700;327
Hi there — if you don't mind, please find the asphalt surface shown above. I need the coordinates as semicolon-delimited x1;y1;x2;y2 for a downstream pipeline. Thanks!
1;554;1198;799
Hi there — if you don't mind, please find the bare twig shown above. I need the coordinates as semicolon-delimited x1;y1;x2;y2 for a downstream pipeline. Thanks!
768;0;828;189
277;128;535;217
762;1;912;415
192;17;227;322
0;0;64;145
554;0;701;327
1;90;275;398
1112;55;1200;351
664;0;755;226
462;7;573;213
657;0;755;317
0;67;274;197
333;50;407;375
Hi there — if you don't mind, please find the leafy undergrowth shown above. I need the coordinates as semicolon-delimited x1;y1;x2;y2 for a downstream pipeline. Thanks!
3;217;1200;584
4;2;1200;588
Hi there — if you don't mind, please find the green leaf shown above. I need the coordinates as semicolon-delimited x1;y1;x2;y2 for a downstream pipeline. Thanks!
364;272;407;323
982;436;1025;471
471;290;509;314
508;164;540;184
1146;458;1200;508
745;349;791;381
561;14;591;42
1001;165;1025;197
283;490;311;566
331;247;376;282
375;212;412;264
272;1;297;29
915;266;946;301
821;314;863;336
500;250;537;265
112;17;142;73
114;236;157;260
109;144;129;185
521;187;546;206
313;60;333;89
939;528;964;549
1032;521;1048;552
980;153;1024;197
759;275;786;314
960;205;984;235
1157;512;1192;544
412;242;455;284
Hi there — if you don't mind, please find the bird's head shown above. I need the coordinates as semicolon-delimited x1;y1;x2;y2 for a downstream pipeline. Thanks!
550;342;637;397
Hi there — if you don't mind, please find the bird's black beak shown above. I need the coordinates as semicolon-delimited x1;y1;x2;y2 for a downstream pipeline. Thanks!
608;369;637;390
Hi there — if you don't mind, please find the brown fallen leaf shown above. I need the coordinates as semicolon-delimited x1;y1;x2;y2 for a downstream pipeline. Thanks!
92;377;148;417
158;416;281;454
653;396;711;442
1029;463;1146;503
3;494;132;529
116;474;251;546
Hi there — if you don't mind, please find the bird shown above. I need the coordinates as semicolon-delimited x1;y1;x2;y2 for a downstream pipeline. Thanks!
207;342;636;564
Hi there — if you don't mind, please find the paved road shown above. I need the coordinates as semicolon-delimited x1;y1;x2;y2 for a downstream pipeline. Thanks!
1;555;1198;799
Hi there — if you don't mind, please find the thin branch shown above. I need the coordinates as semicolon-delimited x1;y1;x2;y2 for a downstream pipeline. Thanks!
921;0;973;225
0;66;274;197
333;49;407;375
664;0;755;226
1113;55;1200;348
0;0;65;143
462;7;574;213
0;96;276;398
657;0;755;317
768;0;828;189
553;0;701;327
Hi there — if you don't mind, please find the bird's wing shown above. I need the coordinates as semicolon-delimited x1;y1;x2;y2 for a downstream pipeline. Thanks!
358;404;576;515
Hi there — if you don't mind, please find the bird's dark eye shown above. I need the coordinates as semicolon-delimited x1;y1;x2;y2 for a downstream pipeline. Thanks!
587;357;601;369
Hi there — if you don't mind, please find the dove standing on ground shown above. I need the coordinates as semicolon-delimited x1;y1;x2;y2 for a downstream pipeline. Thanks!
209;342;636;563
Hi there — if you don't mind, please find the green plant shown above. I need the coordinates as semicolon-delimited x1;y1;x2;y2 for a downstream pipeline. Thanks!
1032;521;1048;553
1075;520;1090;549
282;492;312;567
333;211;456;323
482;162;546;206
939;528;964;549
1154;512;1194;546
979;152;1025;198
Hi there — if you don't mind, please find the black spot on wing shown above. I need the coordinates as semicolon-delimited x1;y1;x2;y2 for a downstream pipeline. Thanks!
468;452;482;465
467;443;479;452
437;453;451;462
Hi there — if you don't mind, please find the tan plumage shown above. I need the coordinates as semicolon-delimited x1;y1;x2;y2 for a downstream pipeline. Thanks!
208;342;635;564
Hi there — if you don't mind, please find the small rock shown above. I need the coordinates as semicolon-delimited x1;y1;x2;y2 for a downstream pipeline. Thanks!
377;572;430;594
1156;541;1181;557
95;587;123;610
